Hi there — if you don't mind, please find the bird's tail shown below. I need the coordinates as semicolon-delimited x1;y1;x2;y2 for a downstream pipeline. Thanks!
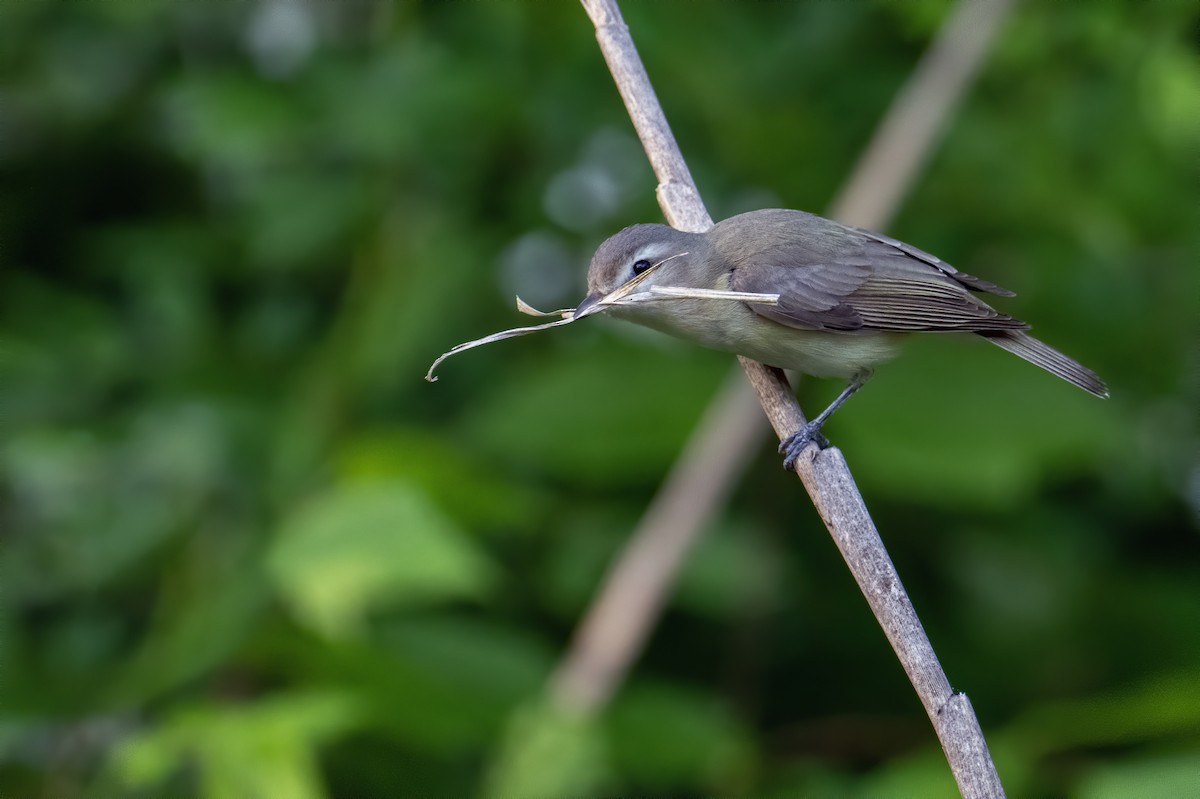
978;331;1108;398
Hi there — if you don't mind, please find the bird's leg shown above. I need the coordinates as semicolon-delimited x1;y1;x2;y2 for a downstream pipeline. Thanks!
779;372;870;469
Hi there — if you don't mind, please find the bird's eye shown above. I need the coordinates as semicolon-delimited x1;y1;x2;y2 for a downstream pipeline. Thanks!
632;259;652;275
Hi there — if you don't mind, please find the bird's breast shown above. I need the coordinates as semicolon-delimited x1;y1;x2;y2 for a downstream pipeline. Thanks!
610;295;905;378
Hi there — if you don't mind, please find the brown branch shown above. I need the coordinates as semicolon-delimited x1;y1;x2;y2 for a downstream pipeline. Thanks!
552;1;1013;796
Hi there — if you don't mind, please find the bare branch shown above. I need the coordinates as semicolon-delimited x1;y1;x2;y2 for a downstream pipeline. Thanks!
556;1;1012;796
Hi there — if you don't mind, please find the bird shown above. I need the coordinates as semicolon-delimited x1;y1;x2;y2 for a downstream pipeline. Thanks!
575;208;1107;468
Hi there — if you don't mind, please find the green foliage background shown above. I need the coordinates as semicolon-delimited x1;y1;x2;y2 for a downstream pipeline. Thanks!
1;1;1197;796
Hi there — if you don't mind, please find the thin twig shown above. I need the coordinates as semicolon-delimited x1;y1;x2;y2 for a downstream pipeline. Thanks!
553;1;1010;796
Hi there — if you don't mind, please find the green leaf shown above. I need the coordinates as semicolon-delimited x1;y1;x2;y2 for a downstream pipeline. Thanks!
1;404;229;603
109;530;268;706
1005;670;1200;752
161;73;306;167
836;334;1119;508
485;699;610;798
460;334;727;483
267;480;496;637
379;615;552;707
675;519;782;619
1077;751;1200;799
606;681;755;789
113;690;363;799
334;427;544;533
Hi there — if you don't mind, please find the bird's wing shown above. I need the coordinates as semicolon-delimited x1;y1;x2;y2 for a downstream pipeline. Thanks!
850;226;1016;298
730;253;1028;333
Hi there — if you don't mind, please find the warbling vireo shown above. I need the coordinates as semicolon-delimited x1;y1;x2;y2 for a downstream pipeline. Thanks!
574;208;1107;467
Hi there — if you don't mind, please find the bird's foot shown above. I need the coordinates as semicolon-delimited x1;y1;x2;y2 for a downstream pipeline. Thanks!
778;421;830;470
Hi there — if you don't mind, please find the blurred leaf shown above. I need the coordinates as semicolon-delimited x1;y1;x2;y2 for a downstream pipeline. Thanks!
536;504;775;623
114;690;363;799
460;334;726;483
1077;751;1200;799
971;670;1200;796
857;749;960;799
485;699;610;798
298;628;541;754
335;427;545;533
345;216;489;396
160;73;307;168
236;171;373;274
675;518;782;619
267;480;497;637
539;513;627;619
2;403;229;603
109;528;268;706
1138;43;1200;156
606;681;756;790
838;334;1120;508
1005;670;1200;752
0;283;129;426
380;615;553;710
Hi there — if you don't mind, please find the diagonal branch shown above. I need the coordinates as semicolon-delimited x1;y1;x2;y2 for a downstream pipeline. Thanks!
552;1;1012;796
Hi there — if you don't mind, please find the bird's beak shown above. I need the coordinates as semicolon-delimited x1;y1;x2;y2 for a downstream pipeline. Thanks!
573;292;603;319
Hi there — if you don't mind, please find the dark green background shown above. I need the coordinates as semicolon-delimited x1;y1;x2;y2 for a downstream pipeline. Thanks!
2;1;1197;796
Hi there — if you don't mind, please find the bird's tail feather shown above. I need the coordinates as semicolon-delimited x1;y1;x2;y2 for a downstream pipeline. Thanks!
978;331;1108;398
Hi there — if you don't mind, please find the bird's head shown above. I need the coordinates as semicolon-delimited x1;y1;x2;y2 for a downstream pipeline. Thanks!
575;224;701;318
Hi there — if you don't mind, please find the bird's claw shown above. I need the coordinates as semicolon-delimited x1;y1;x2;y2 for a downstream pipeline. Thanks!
779;422;829;470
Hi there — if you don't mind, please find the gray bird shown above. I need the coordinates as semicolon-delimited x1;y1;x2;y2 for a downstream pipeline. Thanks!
575;209;1107;468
